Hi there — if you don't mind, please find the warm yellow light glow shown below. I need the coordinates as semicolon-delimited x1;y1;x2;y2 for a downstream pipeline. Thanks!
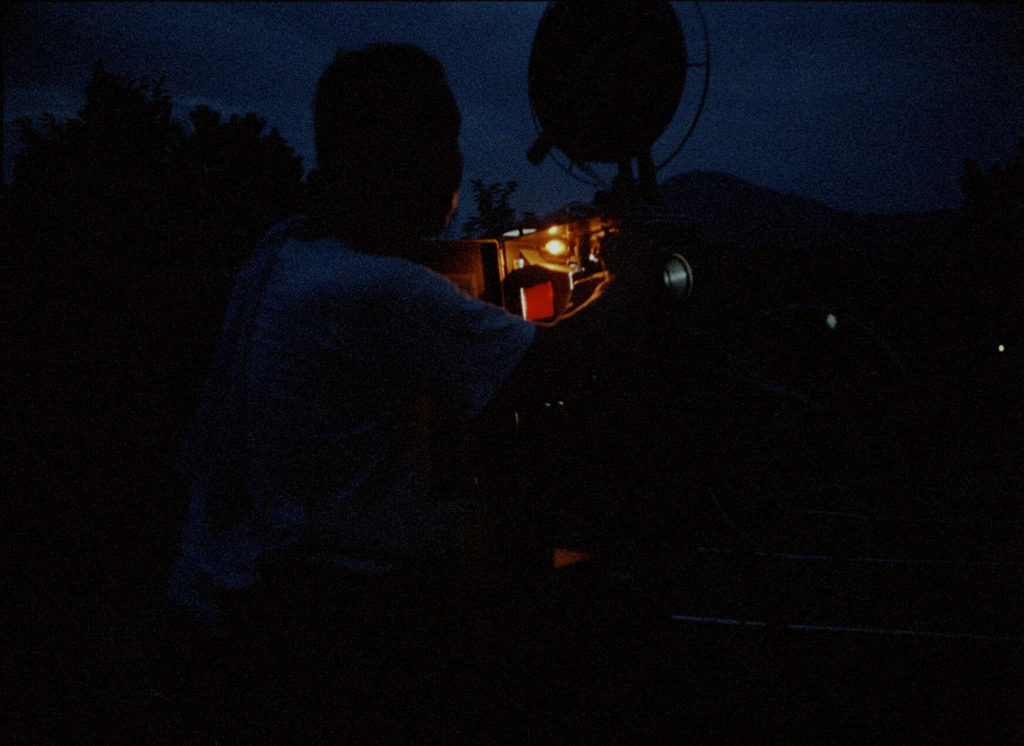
503;227;537;238
547;225;561;235
542;238;569;256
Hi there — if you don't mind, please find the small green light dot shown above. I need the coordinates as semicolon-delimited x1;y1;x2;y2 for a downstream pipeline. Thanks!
997;344;1005;353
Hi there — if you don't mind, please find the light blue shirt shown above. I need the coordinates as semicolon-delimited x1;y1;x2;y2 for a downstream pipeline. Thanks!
168;219;534;618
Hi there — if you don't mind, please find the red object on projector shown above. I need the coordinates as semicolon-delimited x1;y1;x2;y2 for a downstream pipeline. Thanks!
520;281;555;320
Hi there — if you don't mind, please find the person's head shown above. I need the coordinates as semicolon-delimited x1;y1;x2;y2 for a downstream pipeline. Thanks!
311;43;463;249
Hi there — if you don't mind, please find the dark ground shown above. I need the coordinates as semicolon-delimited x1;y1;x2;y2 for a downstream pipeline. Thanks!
6;544;1022;743
5;249;1022;743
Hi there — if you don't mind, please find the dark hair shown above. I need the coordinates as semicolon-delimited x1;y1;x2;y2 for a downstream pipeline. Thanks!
311;43;463;246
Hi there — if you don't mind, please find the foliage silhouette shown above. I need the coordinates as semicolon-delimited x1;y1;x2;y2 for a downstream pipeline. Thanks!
9;61;182;278
8;60;304;280
956;136;1024;356
959;135;1024;260
168;105;304;272
461;179;527;238
4;61;307;600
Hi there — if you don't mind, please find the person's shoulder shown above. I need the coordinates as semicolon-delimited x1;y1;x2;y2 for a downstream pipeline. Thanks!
276;219;454;296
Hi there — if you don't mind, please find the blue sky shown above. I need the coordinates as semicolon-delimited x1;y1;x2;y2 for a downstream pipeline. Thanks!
4;2;1022;215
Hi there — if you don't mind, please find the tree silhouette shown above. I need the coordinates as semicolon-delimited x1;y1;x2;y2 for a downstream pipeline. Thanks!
3;61;308;587
8;60;305;279
460;179;524;238
9;61;183;278
951;136;1024;394
168;105;304;272
959;135;1024;260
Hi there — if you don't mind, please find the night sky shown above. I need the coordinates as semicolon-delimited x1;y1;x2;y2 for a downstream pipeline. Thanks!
4;2;1022;216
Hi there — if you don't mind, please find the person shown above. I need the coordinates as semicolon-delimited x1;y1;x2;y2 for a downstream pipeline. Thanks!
159;40;664;739
158;52;665;735
166;42;659;626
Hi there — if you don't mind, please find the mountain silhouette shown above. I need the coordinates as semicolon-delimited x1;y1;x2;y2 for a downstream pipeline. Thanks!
660;170;961;263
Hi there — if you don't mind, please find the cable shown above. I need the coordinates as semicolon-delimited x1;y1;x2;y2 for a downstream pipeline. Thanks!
696;545;1024;569
669;614;1024;644
803;509;1024;526
704;486;1024;568
756;303;907;376
706;488;762;552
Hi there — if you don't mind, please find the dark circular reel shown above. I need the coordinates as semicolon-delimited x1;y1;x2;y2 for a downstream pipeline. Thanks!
528;0;687;165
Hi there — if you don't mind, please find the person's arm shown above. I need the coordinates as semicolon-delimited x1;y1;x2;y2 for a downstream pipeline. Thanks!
528;272;643;365
488;231;666;411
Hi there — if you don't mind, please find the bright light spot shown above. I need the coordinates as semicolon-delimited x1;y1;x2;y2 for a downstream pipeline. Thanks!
547;225;561;235
542;238;569;256
502;227;537;237
826;313;838;330
998;344;1005;353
